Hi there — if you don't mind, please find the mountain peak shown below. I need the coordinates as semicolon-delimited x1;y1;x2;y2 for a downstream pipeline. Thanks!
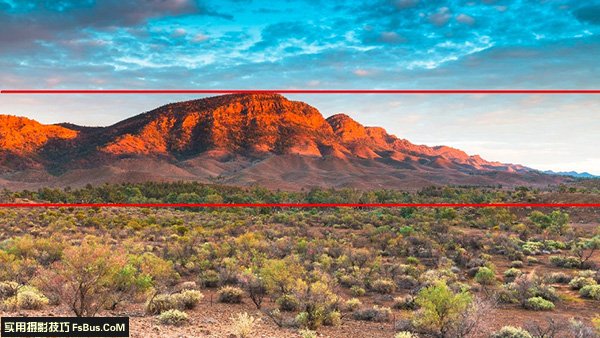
0;115;78;155
100;93;332;156
326;113;369;142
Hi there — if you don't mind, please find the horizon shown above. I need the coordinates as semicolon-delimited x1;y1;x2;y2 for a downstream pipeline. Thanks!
1;0;599;175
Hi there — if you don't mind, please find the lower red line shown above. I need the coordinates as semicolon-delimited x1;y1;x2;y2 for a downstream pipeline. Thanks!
0;203;599;208
1;89;599;94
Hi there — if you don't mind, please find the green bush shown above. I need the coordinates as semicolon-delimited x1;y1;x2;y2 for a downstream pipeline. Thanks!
569;277;597;290
344;298;362;312
298;328;317;338
217;286;244;303
510;261;524;268
350;285;366;297
15;286;49;310
579;285;600;300
371;278;396;294
158;309;188;326
406;257;420;265
548;255;580;268
531;285;559;303
524;297;554;311
322;310;341;327
146;294;178;315
276;294;299;311
395;332;418;338
475;267;496;285
503;268;522;281
412;280;472;336
490;326;533;338
174;289;203;309
201;270;220;287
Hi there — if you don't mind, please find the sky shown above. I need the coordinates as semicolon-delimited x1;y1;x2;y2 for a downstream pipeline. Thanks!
0;0;599;174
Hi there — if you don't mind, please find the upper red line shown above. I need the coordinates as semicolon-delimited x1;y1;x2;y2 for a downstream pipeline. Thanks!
1;203;599;208
1;89;600;94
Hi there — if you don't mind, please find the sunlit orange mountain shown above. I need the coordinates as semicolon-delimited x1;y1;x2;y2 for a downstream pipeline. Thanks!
0;94;567;190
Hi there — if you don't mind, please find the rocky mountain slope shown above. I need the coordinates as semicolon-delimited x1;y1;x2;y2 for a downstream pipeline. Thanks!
0;94;568;190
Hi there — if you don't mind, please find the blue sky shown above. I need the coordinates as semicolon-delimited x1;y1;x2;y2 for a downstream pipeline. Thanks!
1;0;599;174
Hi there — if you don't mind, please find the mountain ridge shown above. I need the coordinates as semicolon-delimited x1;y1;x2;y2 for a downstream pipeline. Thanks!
0;94;570;190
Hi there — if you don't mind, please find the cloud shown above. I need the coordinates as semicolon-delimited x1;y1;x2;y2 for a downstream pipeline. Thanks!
172;28;187;37
573;5;600;25
429;7;452;26
456;14;475;25
393;0;419;9
353;69;371;77
0;0;229;47
192;33;209;42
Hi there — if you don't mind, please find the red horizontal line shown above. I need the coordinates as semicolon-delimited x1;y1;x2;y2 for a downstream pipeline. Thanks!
1;89;600;94
0;203;599;208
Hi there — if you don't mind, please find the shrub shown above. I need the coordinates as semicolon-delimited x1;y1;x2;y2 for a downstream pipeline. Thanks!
510;261;524;268
35;238;127;317
474;267;496;285
15;286;49;310
395;333;418;338
201;270;220;287
569;277;597;290
394;332;419;338
406;256;420;265
239;270;267;309
576;270;598;279
396;275;419;290
568;318;598;338
592;315;600;334
524;297;554;311
230;312;257;338
276;294;299;311
490;326;533;338
0;281;19;299
412;280;473;337
393;295;417;310
107;262;153;310
350;285;366;297
526;256;539;265
352;305;392;322
217;286;244;303
158;309;188;326
146;294;177;315
344;298;362;312
294;279;339;329
371;278;396;294
298;328;317;338
579;285;600;300
174;289;203;309
503;268;522;282
531;284;559;303
323;310;341;326
545;272;571;284
549;255;581;268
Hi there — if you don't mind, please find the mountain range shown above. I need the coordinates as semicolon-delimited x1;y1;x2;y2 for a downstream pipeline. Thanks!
543;170;598;179
0;94;570;190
